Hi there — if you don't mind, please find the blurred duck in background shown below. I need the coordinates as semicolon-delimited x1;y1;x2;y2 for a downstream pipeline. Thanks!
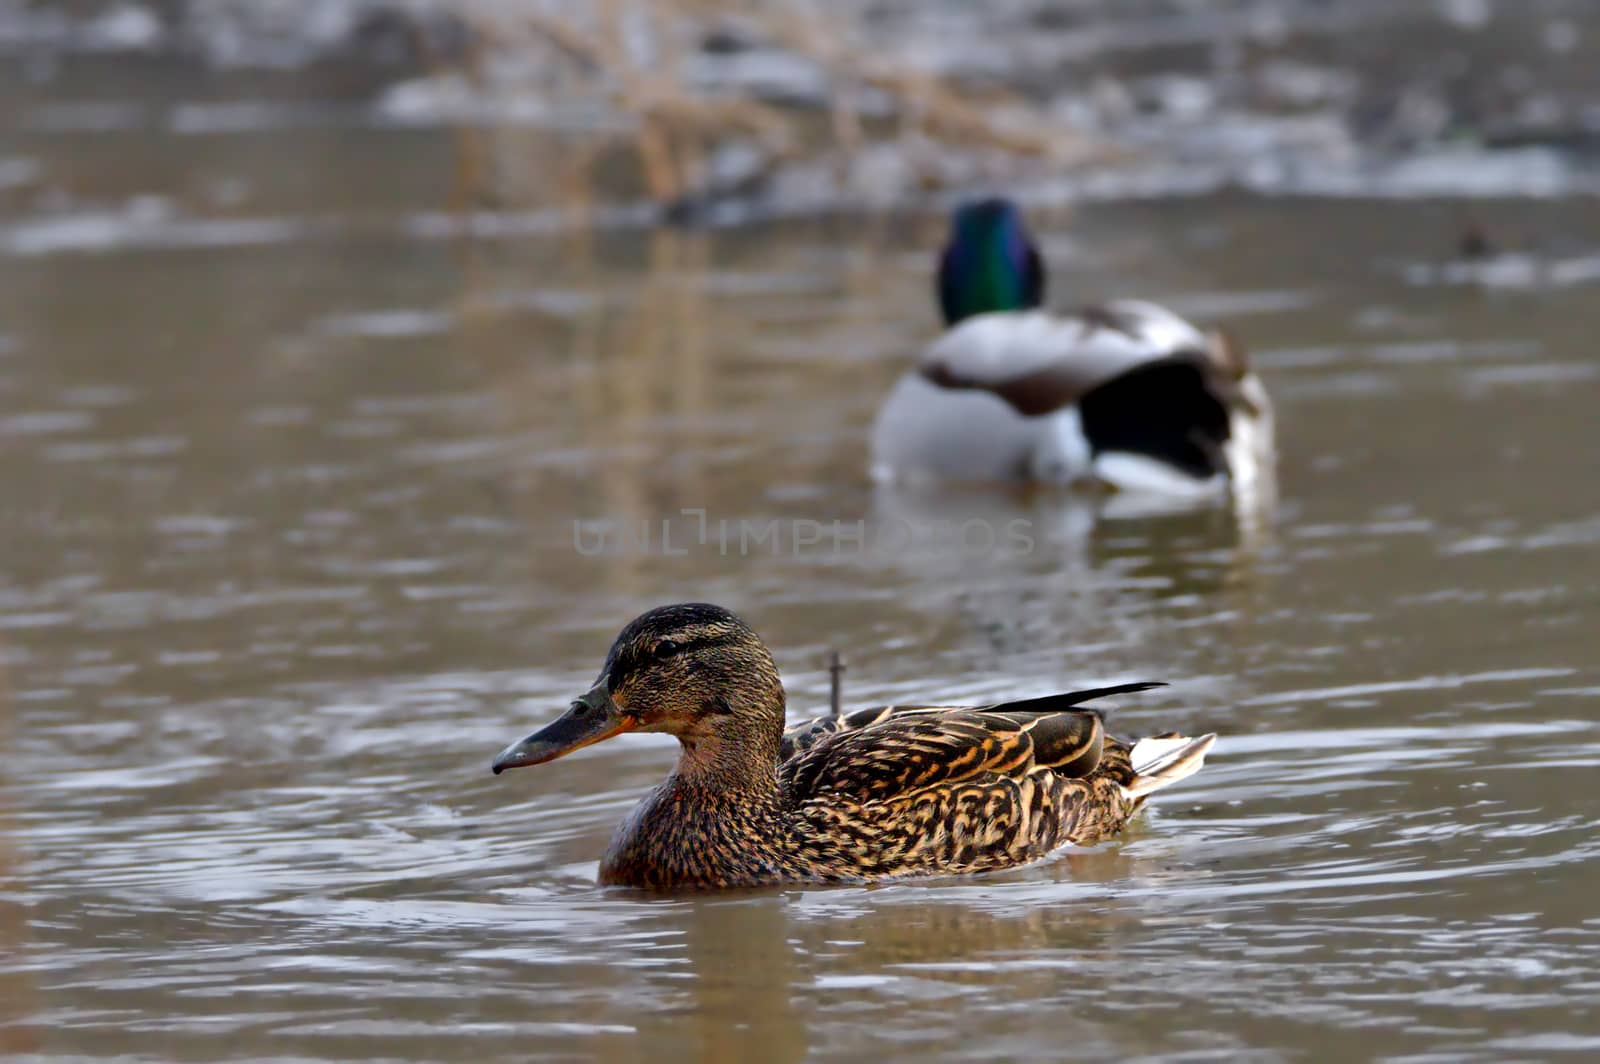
871;198;1274;504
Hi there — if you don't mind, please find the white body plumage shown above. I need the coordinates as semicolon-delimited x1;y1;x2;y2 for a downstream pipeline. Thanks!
870;301;1274;499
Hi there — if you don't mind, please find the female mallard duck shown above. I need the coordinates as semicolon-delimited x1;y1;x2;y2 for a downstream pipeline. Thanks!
871;198;1274;498
491;603;1215;889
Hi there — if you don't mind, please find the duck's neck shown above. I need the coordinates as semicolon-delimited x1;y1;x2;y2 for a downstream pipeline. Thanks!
939;225;1043;325
599;695;789;888
671;700;785;800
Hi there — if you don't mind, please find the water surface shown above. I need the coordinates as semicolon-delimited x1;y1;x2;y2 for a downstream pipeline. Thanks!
3;54;1600;1064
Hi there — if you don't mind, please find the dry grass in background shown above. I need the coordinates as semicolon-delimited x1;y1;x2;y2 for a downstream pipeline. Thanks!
423;0;1105;211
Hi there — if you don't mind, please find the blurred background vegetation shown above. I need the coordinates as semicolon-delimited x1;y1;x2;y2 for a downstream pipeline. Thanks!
5;6;1600;1060
4;0;1599;223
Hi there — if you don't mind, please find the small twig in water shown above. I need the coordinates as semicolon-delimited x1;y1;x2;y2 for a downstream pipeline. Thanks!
828;650;846;718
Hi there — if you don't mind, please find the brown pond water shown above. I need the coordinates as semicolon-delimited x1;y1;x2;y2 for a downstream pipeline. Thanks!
3;58;1600;1064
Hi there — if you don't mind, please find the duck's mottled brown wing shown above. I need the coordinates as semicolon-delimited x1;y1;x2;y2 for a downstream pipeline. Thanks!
778;682;1163;767
779;679;1168;804
780;708;1101;805
779;704;901;763
777;685;1167;879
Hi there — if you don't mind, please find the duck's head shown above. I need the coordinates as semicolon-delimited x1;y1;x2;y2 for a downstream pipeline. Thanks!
491;603;785;776
937;197;1046;326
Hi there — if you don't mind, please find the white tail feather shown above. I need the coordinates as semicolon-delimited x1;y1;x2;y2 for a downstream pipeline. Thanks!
1125;734;1217;800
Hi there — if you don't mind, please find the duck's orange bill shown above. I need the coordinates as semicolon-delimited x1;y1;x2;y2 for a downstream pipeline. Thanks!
491;685;636;774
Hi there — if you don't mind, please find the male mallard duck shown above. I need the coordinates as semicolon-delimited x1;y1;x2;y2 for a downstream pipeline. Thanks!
871;198;1274;498
491;603;1216;889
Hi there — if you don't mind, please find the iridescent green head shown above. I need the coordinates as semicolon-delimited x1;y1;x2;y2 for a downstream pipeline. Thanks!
937;198;1046;326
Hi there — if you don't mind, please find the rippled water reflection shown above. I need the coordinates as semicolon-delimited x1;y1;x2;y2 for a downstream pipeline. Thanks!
5;83;1600;1064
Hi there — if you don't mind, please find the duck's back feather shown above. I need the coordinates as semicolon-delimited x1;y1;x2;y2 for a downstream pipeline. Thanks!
770;682;1214;878
778;681;1162;763
873;300;1270;489
917;302;1217;417
777;683;1167;830
781;710;1061;803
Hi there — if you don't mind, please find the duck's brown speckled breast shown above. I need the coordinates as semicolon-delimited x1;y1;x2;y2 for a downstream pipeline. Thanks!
598;778;799;890
595;737;1150;889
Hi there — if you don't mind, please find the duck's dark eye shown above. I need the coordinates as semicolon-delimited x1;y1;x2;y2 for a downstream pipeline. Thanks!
650;640;680;662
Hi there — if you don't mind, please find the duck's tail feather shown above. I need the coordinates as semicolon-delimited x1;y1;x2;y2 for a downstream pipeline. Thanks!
1125;733;1216;800
1078;360;1231;480
988;681;1166;717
